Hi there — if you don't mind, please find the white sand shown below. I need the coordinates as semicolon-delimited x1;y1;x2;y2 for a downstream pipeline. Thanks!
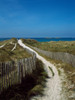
18;40;66;100
0;44;5;48
11;43;17;51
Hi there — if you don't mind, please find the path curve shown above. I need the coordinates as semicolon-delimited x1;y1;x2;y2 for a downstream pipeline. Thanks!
18;40;65;100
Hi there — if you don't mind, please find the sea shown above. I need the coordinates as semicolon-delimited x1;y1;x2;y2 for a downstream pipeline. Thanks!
0;38;75;42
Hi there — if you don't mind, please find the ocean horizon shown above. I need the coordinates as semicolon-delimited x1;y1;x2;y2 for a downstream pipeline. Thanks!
0;38;75;42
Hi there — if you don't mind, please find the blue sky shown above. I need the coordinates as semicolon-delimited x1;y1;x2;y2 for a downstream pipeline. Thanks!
0;0;75;38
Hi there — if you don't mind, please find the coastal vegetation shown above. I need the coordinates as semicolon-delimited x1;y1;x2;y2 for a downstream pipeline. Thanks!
21;39;75;55
39;53;75;85
0;38;17;46
0;38;31;62
49;66;54;76
0;38;75;100
0;38;48;100
34;51;75;99
22;38;75;99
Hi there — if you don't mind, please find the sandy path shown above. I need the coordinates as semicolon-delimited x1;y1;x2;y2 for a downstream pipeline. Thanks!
11;43;17;51
0;44;5;48
18;40;65;100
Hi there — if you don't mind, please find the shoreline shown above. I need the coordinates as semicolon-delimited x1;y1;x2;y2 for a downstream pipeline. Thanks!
0;38;75;42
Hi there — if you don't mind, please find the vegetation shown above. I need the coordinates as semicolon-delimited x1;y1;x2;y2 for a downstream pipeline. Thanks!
21;38;38;46
36;52;75;93
0;59;48;100
49;66;54;76
0;38;17;45
0;38;75;99
0;38;31;62
21;39;75;94
21;38;75;55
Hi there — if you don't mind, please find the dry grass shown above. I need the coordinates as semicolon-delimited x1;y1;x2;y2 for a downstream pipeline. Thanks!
21;39;75;55
36;52;75;94
0;38;17;45
49;66;54;76
0;38;32;62
21;39;75;94
37;52;75;83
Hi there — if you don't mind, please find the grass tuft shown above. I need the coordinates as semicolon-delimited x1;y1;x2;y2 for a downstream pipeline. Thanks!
49;66;54;76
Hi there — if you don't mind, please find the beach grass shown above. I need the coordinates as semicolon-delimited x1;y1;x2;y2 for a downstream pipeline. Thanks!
21;38;75;55
0;38;32;62
49;66;54;76
36;52;75;90
21;39;75;92
0;38;17;45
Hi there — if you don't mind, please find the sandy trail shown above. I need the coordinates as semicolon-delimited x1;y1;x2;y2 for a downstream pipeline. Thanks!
0;44;5;48
11;43;17;51
18;40;66;100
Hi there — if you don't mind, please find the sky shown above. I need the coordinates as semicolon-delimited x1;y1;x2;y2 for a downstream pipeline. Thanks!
0;0;75;38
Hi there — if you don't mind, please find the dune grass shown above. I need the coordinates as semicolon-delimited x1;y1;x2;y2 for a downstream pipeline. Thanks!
0;38;17;45
49;66;54;76
21;38;75;99
21;38;75;55
21;40;75;91
36;52;75;92
21;38;75;72
0;59;48;100
21;38;38;46
0;39;32;62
